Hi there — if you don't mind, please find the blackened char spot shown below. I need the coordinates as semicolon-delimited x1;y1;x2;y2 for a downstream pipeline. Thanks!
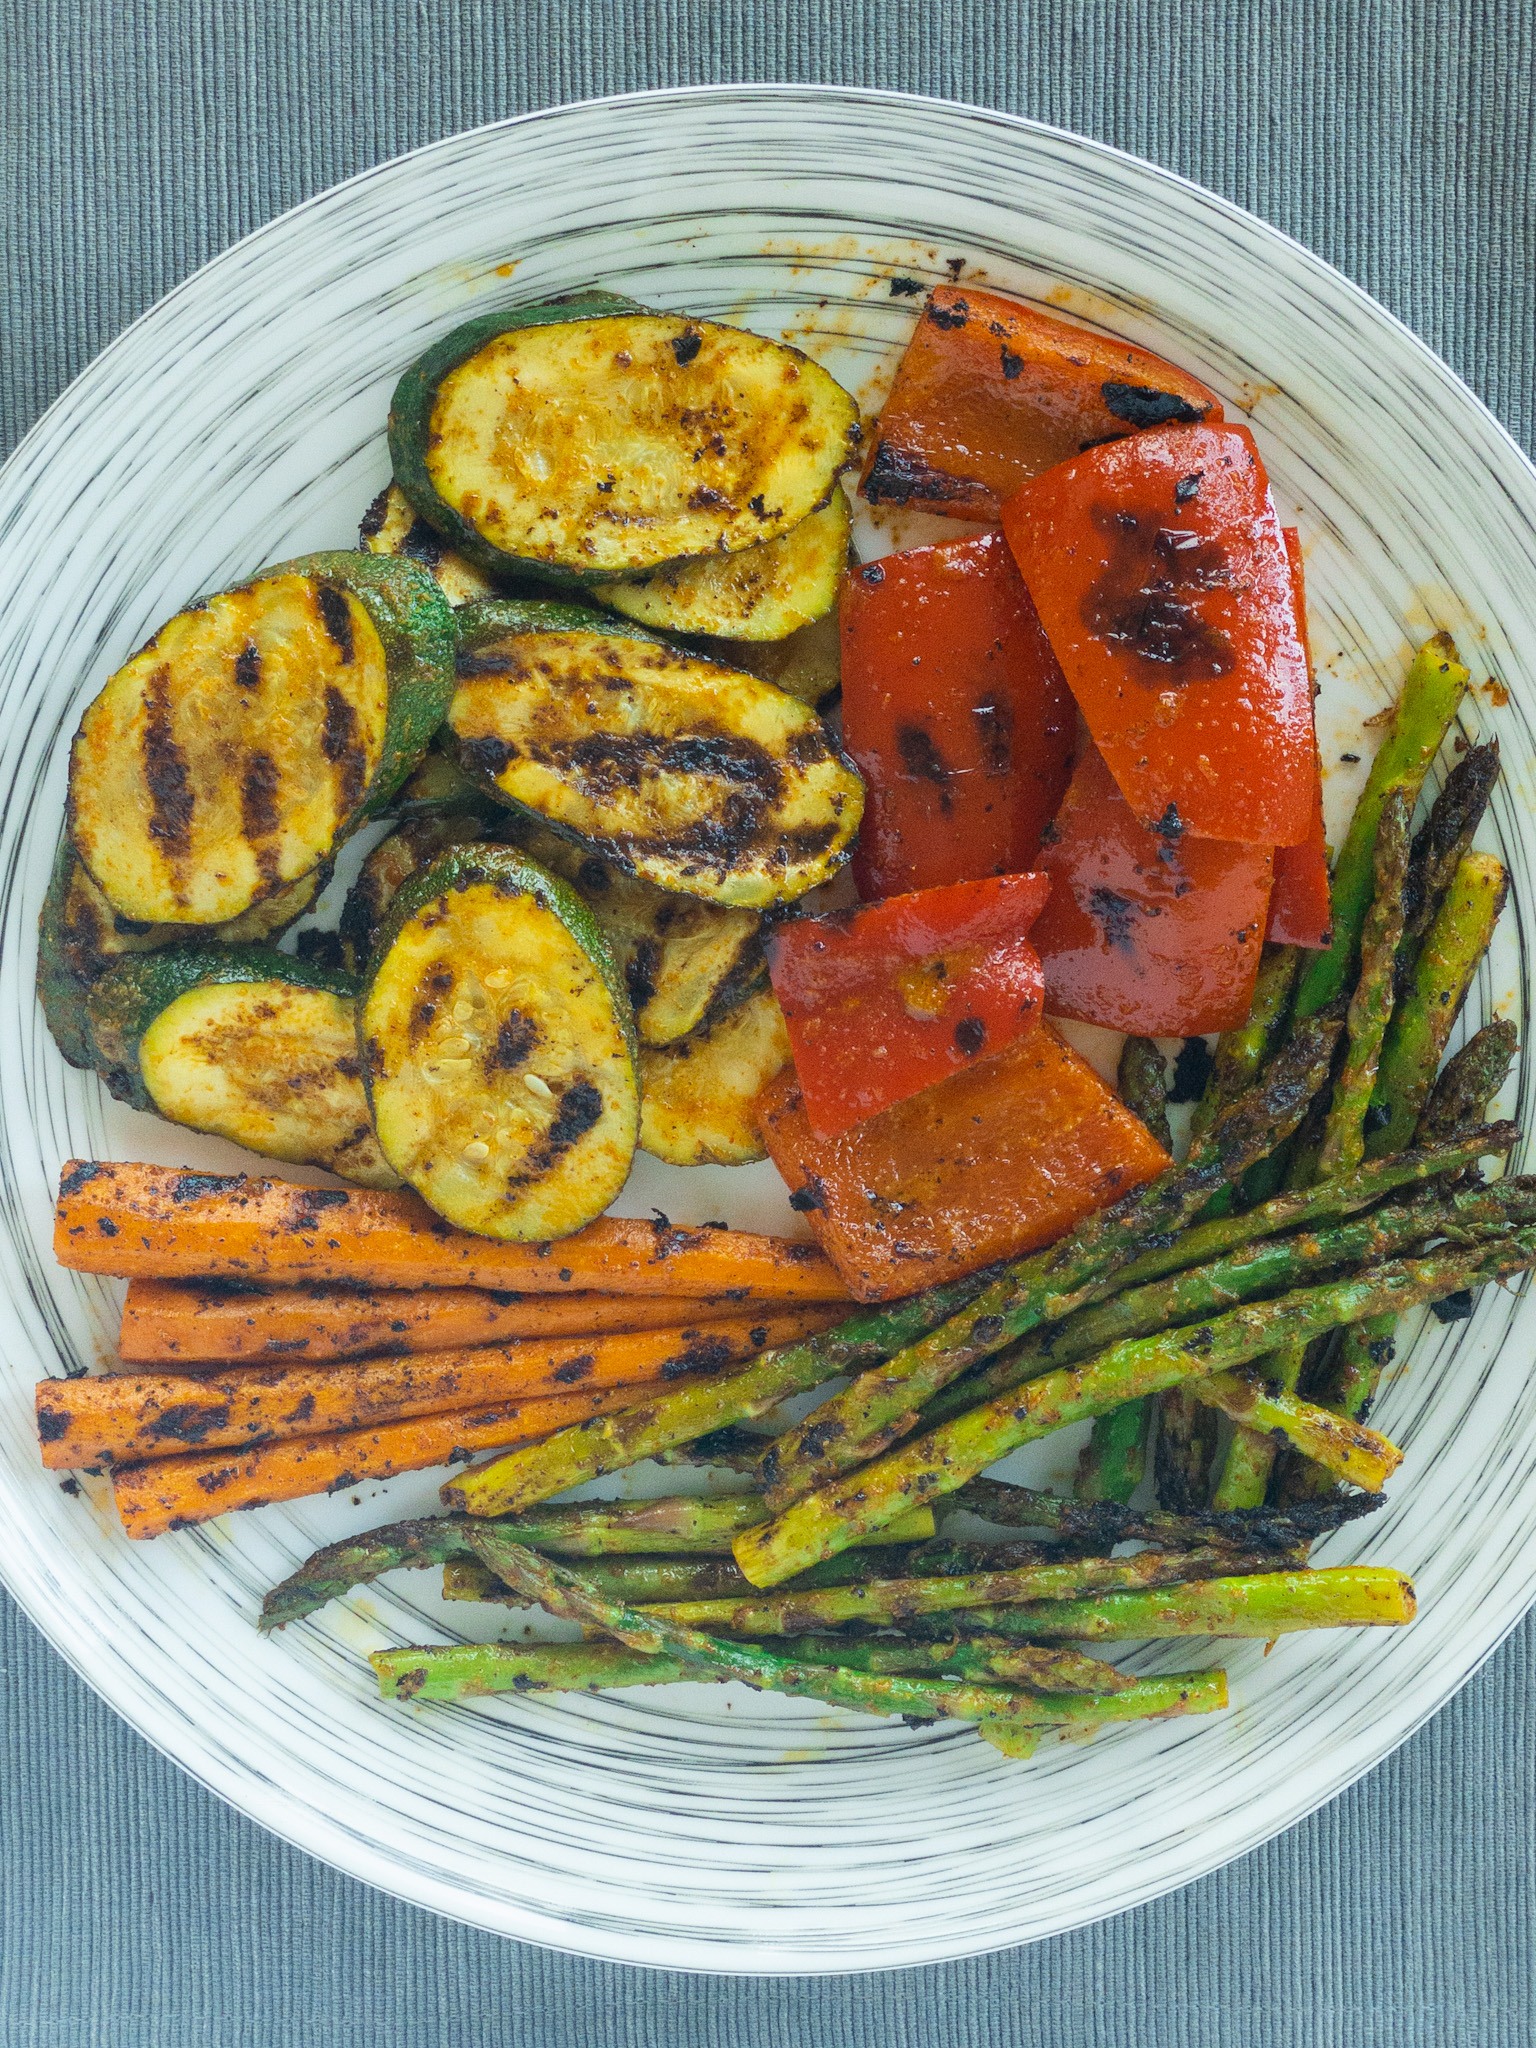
1100;382;1205;428
321;687;368;813
1175;472;1203;505
889;276;923;296
670;330;703;366
358;490;390;541
461;734;516;778
314;583;355;662
141;669;196;858
173;1171;245;1202
241;751;281;841
517;1080;605;1180
1000;346;1024;380
1081;507;1233;680
1363;1101;1392;1137
400;519;446;567
489;1011;539;1071
1089;887;1139;952
1151;802;1185;841
551;1354;596;1383
862;440;973;508
625;938;661;1013
58;1162;105;1198
147;1399;232;1445
788;1177;827;1213
1431;1289;1475;1324
859;562;885;585
36;1407;70;1444
954;1015;987;1056
927;296;970;329
895;726;953;811
688;486;732;512
664;1335;735;1378
234;641;262;690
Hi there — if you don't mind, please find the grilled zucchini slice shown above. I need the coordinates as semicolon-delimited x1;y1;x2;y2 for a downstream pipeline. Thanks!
37;840;322;1072
389;296;860;587
85;947;396;1186
639;987;791;1167
592;488;850;642
338;812;496;971
447;614;863;908
67;552;454;928
361;845;638;1239
359;482;496;607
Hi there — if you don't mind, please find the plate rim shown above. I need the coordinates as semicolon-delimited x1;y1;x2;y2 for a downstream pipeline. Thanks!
3;79;1536;1973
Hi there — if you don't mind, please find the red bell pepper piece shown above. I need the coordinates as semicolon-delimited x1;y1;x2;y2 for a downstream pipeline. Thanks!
839;531;1075;899
861;285;1224;521
756;1025;1170;1302
1001;421;1314;847
767;872;1051;1137
1267;529;1333;949
1030;746;1274;1035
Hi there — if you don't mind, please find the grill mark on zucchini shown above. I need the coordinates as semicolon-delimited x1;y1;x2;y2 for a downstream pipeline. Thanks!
321;686;369;813
490;1012;540;1071
315;585;356;663
234;642;261;690
142;670;195;861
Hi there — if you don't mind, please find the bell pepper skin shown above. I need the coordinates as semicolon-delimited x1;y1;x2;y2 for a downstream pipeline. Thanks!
1267;529;1332;949
861;285;1223;521
1001;422;1314;848
1030;747;1274;1035
840;532;1074;899
756;1025;1170;1301
767;872;1052;1137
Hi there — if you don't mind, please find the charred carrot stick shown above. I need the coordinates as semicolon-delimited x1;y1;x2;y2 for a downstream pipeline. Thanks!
53;1162;844;1299
110;1380;685;1540
41;1310;834;1468
116;1277;850;1366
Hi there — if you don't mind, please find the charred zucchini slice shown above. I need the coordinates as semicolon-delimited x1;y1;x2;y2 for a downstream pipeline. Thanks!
639;987;791;1166
447;624;863;908
84;947;395;1186
67;553;453;928
360;482;495;607
338;813;497;970
592;488;850;642
389;297;860;586
37;840;322;1072
361;845;638;1239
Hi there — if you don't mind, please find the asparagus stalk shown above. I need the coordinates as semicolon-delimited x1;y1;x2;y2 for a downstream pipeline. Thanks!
1368;853;1508;1157
951;1566;1416;1640
1219;792;1412;1507
1308;854;1511;1444
369;1638;1225;1731
1291;633;1469;1022
259;1497;938;1630
1415;1021;1519;1147
1190;946;1302;1147
1075;1397;1151;1505
441;1264;996;1518
946;1476;1383;1550
1154;1392;1221;1513
1317;787;1412;1178
756;1018;1340;1507
1397;739;1500;986
463;1531;1056;1738
1118;1037;1172;1151
731;1235;1536;1587
1189;1369;1398;1487
927;1175;1536;1423
643;1546;1299;1635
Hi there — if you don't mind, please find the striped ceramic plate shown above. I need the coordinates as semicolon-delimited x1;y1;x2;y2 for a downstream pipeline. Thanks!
0;87;1532;1971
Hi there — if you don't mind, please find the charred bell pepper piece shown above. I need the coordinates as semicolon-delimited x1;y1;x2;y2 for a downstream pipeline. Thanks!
766;872;1051;1137
1001;422;1314;848
839;531;1074;899
755;1024;1169;1302
860;285;1223;520
1029;746;1274;1036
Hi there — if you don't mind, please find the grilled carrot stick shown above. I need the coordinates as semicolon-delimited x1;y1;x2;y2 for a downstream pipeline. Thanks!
110;1380;685;1539
116;1277;850;1366
40;1310;832;1468
54;1161;845;1299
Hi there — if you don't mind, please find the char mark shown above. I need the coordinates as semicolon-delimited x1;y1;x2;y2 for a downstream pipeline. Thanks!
240;750;281;841
315;584;356;663
141;668;196;858
321;686;368;813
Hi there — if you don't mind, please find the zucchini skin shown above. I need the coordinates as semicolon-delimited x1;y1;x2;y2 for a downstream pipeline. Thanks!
269;549;457;810
85;946;356;1110
387;290;646;593
453;595;658;654
36;839;322;1074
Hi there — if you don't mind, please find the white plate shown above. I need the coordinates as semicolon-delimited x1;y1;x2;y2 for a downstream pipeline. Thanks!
1;86;1534;1974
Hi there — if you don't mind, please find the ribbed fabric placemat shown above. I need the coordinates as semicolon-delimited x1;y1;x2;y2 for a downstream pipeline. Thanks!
2;4;1532;2041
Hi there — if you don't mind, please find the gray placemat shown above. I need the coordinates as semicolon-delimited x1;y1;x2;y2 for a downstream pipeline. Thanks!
2;3;1532;2042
